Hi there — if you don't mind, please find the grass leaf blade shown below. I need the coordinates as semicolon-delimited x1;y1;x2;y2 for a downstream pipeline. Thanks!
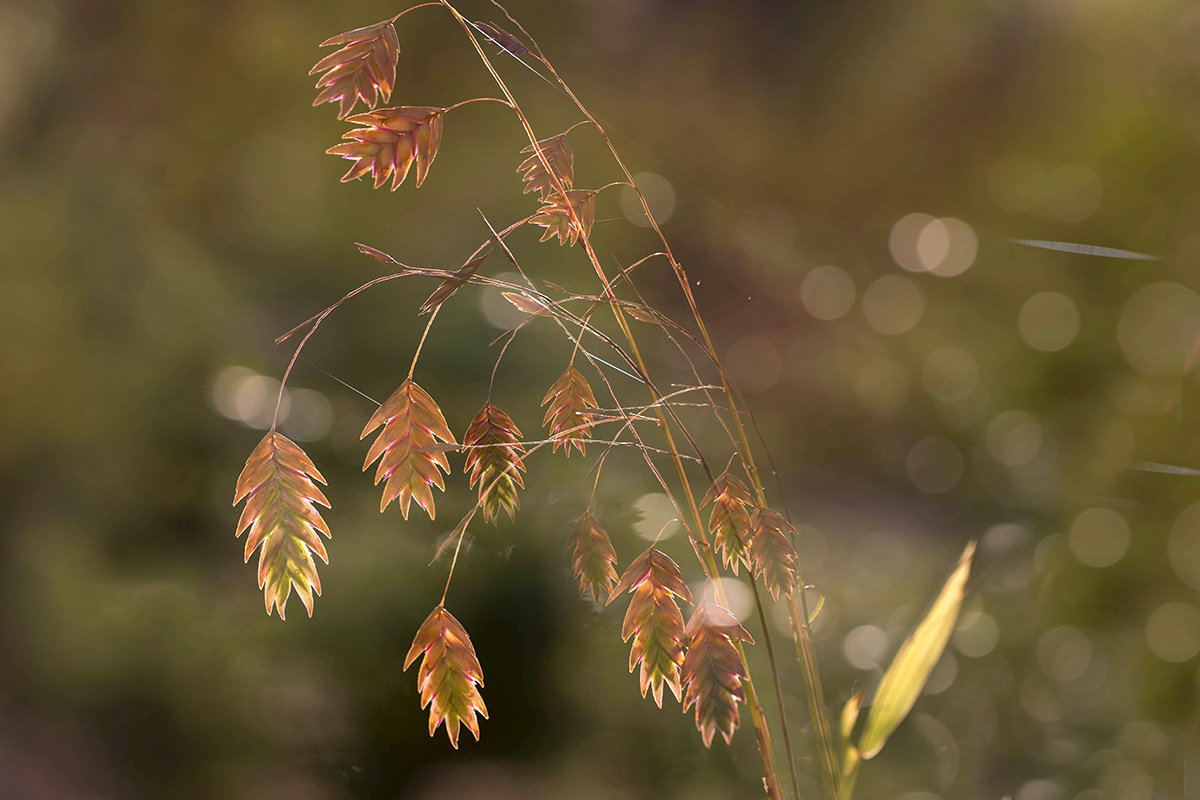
858;541;976;760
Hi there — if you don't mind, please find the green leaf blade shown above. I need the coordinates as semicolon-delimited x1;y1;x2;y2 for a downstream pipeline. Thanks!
858;541;976;760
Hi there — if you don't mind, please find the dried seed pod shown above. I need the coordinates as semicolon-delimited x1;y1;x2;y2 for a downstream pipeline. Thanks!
530;189;596;246
233;432;332;619
540;366;599;456
565;512;618;601
309;19;400;119
327;106;445;190
683;602;754;747
463;403;526;523
749;507;799;601
361;379;456;520
403;606;488;748
608;547;693;706
701;472;755;574
517;133;574;201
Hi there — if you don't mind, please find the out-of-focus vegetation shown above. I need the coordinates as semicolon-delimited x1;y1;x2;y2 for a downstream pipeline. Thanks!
3;0;1200;798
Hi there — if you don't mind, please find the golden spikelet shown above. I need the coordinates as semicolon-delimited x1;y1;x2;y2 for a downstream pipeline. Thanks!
233;432;332;619
540;366;598;456
326;106;445;190
749;507;799;601
701;472;755;574
463;403;526;523
309;19;400;119
517;134;574;201
564;512;618;602
682;602;754;747
403;606;488;748
607;547;694;706
530;189;596;246
361;379;456;520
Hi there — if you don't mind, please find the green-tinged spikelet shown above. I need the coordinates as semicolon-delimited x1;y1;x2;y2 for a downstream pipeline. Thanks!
361;379;456;519
683;602;755;747
309;19;400;119
541;366;598;456
701;472;755;574
463;403;526;523
608;547;693;706
565;512;618;601
404;606;488;748
749;508;799;601
233;432;332;619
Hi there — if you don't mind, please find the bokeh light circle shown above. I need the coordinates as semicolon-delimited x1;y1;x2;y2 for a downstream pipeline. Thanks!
1117;283;1200;377
801;265;856;320
1168;502;1200;590
1145;602;1200;662
863;275;924;335
1018;291;1080;352
1067;507;1130;568
906;436;964;494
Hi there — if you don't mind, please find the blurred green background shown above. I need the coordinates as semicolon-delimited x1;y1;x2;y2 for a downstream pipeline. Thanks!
3;0;1200;798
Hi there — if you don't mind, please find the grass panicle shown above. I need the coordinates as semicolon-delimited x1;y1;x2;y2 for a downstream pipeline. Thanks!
541;366;599;456
328;106;445;189
227;5;983;795
608;546;694;707
701;472;755;575
233;432;332;619
361;378;456;519
404;606;488;747
463;403;526;523
564;511;618;602
310;19;400;119
682;602;755;747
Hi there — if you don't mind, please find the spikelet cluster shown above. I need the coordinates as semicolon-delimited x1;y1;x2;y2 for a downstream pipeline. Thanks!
404;607;488;748
749;508;799;600
531;189;596;246
361;379;456;519
310;20;400;119
682;603;755;747
564;512;618;602
233;432;332;619
463;403;526;523
701;472;755;574
327;106;445;190
541;366;598;456
517;134;574;201
608;547;694;706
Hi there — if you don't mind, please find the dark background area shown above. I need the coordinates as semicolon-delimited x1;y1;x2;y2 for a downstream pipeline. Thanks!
2;0;1200;798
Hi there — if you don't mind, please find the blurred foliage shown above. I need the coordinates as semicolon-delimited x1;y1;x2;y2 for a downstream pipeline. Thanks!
3;0;1200;798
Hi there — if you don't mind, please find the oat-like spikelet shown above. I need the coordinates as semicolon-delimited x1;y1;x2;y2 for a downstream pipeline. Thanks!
327;106;445;190
541;366;598;456
361;379;456;519
608;547;694;706
403;606;488;748
309;19;400;120
463;403;526;524
517;134;574;201
749;508;799;601
683;602;755;747
233;432;332;619
701;472;755;574
564;512;618;601
530;189;596;246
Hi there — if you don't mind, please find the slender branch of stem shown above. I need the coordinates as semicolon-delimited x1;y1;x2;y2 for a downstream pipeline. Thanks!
391;2;441;23
443;96;512;113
